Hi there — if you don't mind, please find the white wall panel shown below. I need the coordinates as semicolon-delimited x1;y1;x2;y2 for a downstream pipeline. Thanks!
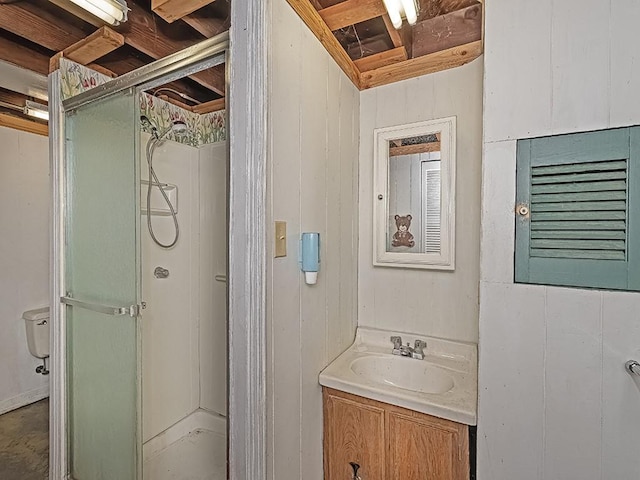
268;3;303;477
266;1;360;479
358;60;483;342
550;0;610;134
477;282;545;480
480;1;640;478
479;140;516;284
0;127;50;413
543;288;602;480
299;36;330;479
610;0;640;128
483;0;552;142
602;292;640;479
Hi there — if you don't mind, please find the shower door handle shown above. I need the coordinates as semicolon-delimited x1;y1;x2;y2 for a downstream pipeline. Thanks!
61;295;143;318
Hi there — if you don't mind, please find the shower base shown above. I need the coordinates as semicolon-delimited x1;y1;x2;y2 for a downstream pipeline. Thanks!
143;409;226;480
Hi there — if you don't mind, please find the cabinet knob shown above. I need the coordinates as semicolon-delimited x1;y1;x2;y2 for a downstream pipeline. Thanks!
349;462;361;480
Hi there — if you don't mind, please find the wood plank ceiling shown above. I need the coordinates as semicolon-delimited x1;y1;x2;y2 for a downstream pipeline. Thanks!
0;0;230;128
287;0;483;89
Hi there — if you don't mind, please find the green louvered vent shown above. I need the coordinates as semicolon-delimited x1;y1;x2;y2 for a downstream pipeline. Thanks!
530;159;628;261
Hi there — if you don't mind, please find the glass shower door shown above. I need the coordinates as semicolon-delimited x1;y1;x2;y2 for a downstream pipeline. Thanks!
63;90;141;480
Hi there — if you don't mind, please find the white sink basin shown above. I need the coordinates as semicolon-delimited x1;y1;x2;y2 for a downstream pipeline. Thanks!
350;356;454;394
319;327;478;425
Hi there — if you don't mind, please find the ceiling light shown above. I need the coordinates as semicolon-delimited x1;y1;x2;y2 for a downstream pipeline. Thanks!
24;101;49;121
400;0;419;25
383;0;419;29
59;0;128;26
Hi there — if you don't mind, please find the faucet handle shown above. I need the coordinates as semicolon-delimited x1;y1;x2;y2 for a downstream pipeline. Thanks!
390;336;402;349
414;339;427;357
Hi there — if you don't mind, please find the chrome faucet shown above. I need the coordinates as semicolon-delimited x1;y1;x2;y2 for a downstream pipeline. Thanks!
390;336;426;360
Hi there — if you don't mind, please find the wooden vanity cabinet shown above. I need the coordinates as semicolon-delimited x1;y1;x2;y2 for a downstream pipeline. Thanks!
323;388;386;479
323;388;469;480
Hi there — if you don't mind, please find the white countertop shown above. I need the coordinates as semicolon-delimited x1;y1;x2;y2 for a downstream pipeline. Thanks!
319;326;478;425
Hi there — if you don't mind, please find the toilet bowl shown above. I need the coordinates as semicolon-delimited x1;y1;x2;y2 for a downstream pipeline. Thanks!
23;306;50;359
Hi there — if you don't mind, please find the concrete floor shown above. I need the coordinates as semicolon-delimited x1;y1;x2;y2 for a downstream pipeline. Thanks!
0;399;49;480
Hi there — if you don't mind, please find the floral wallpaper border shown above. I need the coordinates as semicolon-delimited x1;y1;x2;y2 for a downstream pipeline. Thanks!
140;93;200;147
60;58;111;100
60;59;226;146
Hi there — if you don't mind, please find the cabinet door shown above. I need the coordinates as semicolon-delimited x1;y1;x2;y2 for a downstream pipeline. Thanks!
323;389;386;480
387;409;469;480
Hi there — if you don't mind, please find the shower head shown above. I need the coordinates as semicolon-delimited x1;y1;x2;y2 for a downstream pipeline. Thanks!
171;120;188;133
151;120;191;143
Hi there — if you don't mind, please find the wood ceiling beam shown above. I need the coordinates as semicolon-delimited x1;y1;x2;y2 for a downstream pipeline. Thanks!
353;46;407;72
182;13;229;38
192;97;225;114
0;88;42;109
97;49;219;103
0;2;88;52
412;2;482;58
28;0;225;96
152;0;218;24
155;94;194;111
0;113;48;136
113;2;225;95
382;14;404;48
437;0;479;15
0;35;50;76
50;26;125;71
318;0;387;31
389;141;441;156
85;63;118;78
0;0;225;99
346;32;390;59
285;0;361;87
359;40;483;89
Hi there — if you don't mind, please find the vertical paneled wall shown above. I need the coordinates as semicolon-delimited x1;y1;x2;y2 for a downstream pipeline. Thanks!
0;127;50;414
358;60;483;343
141;137;228;441
198;142;227;417
266;1;359;479
142;137;201;441
479;1;640;479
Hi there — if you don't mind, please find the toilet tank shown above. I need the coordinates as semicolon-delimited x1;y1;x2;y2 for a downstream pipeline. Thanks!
23;307;50;359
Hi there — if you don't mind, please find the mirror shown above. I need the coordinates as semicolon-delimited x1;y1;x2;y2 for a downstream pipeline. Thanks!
373;117;456;269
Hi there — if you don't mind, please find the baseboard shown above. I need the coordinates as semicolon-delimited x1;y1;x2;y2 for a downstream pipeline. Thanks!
143;409;226;462
0;385;49;415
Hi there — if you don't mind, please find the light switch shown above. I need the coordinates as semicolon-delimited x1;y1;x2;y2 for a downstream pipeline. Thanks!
275;221;287;258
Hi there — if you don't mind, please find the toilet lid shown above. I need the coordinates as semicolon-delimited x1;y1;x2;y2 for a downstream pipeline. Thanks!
22;306;49;322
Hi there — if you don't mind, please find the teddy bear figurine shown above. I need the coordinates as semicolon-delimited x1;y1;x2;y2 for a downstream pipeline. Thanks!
392;214;415;248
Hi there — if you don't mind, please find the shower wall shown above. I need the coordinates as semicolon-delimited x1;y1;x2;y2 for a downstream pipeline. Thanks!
198;141;227;416
141;134;227;441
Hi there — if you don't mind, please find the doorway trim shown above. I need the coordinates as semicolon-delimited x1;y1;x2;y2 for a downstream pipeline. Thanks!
228;2;268;479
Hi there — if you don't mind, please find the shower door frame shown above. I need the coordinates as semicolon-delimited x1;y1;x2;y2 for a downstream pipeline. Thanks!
49;2;268;478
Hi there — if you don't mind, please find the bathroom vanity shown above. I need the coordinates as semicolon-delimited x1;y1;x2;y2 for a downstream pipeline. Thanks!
323;388;469;479
319;327;477;480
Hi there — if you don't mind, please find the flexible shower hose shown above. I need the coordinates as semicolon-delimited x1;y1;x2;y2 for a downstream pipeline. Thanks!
145;134;180;248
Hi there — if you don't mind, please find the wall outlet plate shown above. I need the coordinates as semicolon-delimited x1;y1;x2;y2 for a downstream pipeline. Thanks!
275;221;286;258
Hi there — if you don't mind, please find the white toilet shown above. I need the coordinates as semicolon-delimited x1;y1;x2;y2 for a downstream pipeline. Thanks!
23;306;50;375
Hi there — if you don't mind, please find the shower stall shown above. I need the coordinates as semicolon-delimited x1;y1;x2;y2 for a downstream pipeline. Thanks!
50;34;229;480
139;100;227;479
